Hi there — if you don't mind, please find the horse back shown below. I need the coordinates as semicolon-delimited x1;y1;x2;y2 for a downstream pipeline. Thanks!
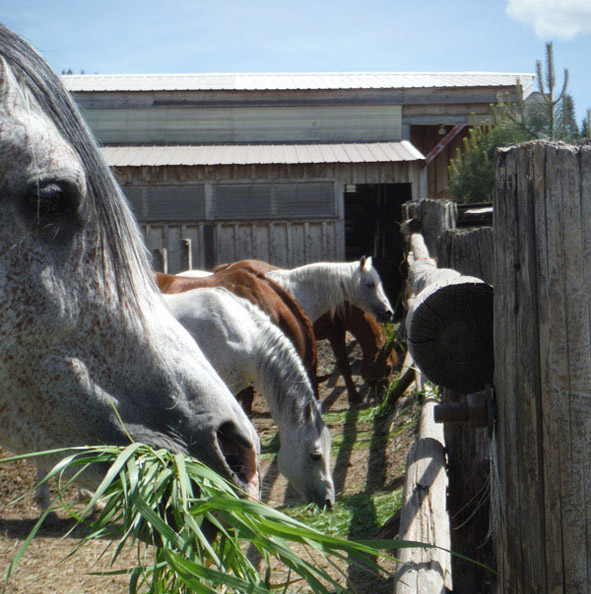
213;258;279;275
155;269;318;389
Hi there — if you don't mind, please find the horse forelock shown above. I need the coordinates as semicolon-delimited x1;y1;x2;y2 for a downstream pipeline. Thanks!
0;25;153;311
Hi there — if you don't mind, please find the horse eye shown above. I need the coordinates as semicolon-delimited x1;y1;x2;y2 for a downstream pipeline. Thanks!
310;452;322;461
22;180;82;237
35;183;70;215
366;280;375;289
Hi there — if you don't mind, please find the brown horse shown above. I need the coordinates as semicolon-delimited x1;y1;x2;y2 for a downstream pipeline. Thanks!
314;304;397;405
213;259;397;405
155;269;317;413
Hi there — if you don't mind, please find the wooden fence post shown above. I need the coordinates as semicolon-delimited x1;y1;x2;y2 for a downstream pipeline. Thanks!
402;199;496;591
493;140;591;592
403;228;494;394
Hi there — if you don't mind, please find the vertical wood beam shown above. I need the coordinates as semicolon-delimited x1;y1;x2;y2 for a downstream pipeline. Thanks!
493;141;591;593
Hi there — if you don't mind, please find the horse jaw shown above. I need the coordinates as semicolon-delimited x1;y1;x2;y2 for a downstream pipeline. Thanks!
354;264;394;323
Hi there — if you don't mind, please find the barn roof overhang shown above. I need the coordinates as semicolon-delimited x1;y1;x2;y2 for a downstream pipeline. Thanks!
102;141;425;167
65;72;535;94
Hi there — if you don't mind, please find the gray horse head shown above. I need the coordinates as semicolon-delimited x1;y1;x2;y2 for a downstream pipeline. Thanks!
277;400;335;509
0;24;260;497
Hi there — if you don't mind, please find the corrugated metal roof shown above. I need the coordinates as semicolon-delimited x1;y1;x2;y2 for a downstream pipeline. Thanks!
64;72;535;93
102;141;425;167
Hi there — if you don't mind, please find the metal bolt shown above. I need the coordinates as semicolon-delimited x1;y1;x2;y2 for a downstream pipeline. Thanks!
434;392;488;428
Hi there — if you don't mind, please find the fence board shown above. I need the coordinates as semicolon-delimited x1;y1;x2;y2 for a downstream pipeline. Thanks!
395;399;452;594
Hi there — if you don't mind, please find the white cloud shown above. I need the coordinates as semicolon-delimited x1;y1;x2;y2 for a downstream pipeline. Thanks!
506;0;591;39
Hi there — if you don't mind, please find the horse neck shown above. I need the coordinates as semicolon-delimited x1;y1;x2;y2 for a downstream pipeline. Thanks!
250;318;317;431
271;262;357;322
347;309;383;359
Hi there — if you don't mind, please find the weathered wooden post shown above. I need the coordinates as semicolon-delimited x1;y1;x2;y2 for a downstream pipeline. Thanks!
404;226;494;394
493;140;591;592
398;216;496;591
153;247;168;273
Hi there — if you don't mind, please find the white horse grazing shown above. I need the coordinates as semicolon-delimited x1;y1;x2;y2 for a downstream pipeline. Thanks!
164;287;335;508
181;257;393;325
267;257;393;323
0;25;260;502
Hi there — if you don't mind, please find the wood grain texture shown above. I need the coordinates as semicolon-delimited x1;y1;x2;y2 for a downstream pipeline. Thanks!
405;232;493;394
395;398;452;594
493;141;591;593
402;197;496;591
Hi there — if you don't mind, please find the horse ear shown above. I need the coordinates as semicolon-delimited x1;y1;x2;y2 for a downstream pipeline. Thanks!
359;255;372;271
0;57;19;107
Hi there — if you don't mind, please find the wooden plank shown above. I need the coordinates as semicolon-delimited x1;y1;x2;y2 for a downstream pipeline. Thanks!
395;398;452;593
271;223;289;267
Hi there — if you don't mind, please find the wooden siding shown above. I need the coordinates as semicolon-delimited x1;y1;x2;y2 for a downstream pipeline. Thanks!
114;161;426;194
143;219;341;272
81;105;402;144
113;160;424;272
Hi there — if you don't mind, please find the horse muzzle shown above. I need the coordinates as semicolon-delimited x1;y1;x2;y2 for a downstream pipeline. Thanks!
376;309;394;323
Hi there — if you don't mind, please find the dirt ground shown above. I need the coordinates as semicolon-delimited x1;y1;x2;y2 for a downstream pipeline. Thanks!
0;338;418;594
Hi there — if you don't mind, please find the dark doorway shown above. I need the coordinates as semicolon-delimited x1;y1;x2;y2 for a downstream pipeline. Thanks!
344;183;411;320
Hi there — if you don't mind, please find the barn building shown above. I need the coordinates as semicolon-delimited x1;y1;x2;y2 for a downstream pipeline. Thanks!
65;72;534;306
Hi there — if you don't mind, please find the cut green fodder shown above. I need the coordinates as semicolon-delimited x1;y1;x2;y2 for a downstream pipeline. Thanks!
283;490;403;541
1;445;427;594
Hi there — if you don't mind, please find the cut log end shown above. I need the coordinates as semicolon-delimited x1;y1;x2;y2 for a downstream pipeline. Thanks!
408;282;493;393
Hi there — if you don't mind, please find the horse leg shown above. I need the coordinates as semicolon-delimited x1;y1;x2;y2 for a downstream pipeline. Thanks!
34;467;101;518
236;387;255;415
327;331;362;406
34;467;52;513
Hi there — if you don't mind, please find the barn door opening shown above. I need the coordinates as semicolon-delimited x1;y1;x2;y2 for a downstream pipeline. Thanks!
344;183;411;319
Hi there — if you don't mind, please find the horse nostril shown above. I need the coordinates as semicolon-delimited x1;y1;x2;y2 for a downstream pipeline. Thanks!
378;310;393;323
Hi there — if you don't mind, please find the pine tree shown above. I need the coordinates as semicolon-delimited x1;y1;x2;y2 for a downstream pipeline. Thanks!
448;42;585;203
557;94;580;140
535;42;569;140
581;109;591;139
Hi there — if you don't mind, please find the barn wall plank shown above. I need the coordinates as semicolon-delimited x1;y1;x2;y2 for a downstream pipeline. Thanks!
140;220;340;272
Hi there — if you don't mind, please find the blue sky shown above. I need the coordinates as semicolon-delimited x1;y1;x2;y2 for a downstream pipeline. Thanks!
4;0;591;122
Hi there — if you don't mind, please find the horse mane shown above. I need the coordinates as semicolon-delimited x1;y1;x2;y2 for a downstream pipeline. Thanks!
233;294;322;429
0;25;153;310
270;261;360;316
246;269;314;332
232;267;318;380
